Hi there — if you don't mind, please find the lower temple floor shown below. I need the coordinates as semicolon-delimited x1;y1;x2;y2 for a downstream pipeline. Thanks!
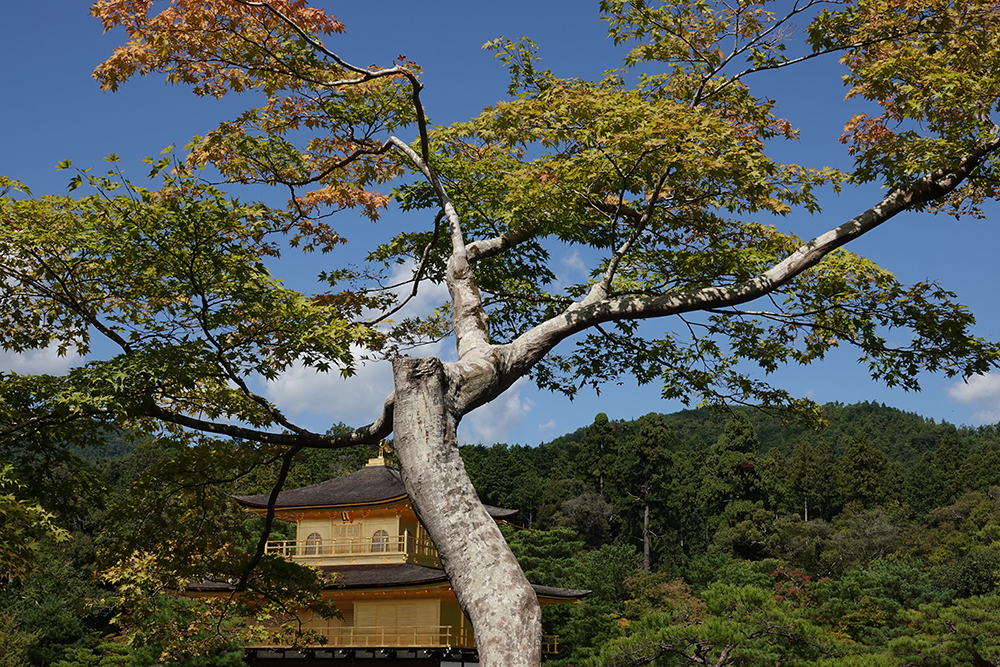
244;648;480;666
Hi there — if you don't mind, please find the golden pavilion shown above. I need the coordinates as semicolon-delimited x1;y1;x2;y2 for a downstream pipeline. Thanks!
200;450;587;666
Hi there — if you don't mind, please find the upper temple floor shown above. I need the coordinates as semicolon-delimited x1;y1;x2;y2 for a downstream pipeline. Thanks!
214;453;589;659
233;454;517;569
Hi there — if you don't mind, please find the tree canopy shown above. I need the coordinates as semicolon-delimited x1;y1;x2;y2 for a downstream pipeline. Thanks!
4;0;1000;665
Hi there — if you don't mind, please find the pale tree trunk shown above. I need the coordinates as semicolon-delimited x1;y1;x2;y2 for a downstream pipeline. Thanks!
643;502;651;572
392;356;542;667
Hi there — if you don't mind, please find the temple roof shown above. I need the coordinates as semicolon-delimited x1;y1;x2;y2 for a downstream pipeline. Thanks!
323;563;449;588
234;464;407;509
233;463;518;519
325;564;590;600
189;563;590;600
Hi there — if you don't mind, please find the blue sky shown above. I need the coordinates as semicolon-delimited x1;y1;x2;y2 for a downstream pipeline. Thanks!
3;2;1000;446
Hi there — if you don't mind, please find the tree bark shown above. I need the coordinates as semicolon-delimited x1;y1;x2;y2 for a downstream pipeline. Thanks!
643;502;651;572
391;356;542;667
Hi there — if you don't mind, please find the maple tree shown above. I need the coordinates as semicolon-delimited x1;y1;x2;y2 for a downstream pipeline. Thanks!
4;0;1000;665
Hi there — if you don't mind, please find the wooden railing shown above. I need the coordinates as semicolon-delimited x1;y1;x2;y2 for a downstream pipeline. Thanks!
264;531;438;561
253;627;561;654
316;625;474;649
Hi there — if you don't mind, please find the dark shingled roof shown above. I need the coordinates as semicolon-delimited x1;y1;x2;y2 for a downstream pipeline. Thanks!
321;564;589;599
483;504;518;520
233;464;518;519
188;563;589;599
234;465;407;509
321;563;449;588
531;583;592;600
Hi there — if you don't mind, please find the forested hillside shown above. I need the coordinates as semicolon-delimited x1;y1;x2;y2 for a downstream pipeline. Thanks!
464;402;1000;664
6;403;1000;665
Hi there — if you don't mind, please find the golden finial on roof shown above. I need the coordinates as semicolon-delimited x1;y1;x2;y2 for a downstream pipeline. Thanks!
366;440;394;467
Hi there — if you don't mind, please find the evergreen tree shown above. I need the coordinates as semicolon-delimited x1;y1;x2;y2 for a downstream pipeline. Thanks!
535;478;585;531
606;413;678;570
787;439;838;521
837;437;900;508
756;447;791;514
905;451;947;516
558;491;615;548
508;469;546;527
699;413;764;518
0;614;37;667
931;427;969;501
576;413;618;493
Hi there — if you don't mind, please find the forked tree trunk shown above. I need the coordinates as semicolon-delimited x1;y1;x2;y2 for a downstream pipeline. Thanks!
391;357;542;667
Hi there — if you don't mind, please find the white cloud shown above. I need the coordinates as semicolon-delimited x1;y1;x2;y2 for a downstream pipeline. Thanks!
265;355;396;430
971;408;1000;424
0;346;77;375
264;258;456;431
553;249;589;292
538;419;557;431
947;372;1000;402
560;250;587;276
460;377;534;444
265;338;449;429
947;373;1000;424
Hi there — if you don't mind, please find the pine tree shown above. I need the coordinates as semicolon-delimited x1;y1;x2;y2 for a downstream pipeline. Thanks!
576;413;618;493
788;439;838;521
838;437;900;508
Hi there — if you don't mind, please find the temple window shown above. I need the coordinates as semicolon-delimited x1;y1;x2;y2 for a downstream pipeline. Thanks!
371;529;389;553
304;531;322;555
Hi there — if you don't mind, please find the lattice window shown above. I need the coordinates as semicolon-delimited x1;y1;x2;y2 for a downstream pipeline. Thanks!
333;523;361;553
304;532;322;555
371;529;389;553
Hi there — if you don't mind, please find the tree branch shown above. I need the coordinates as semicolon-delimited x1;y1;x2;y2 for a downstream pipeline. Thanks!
235;445;300;591
232;0;432;161
592;165;673;302
146;397;392;450
369;211;444;325
485;133;1000;405
466;221;543;263
389;137;489;358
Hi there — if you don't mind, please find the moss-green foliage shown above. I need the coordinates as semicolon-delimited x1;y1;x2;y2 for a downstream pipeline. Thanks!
505;526;585;586
464;403;1000;664
0;421;375;666
0;613;38;667
11;402;1000;665
592;583;836;667
659;402;934;463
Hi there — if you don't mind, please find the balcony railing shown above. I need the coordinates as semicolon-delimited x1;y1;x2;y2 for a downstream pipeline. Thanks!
253;626;561;654
318;625;474;649
264;532;439;562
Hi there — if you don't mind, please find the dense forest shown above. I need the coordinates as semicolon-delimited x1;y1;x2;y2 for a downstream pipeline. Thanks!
5;402;1000;665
